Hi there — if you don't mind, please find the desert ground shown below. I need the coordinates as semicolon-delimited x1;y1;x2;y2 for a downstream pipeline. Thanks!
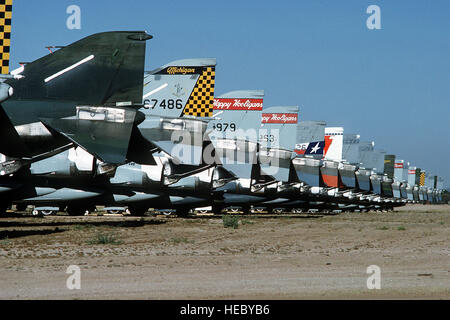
0;204;449;299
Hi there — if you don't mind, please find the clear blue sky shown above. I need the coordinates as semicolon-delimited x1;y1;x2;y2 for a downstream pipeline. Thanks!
9;0;450;188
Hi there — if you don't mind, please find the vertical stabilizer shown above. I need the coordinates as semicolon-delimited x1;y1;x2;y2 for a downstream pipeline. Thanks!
143;58;216;118
260;106;299;150
323;127;343;161
394;160;406;182
259;106;299;182
296;121;326;144
209;90;264;142
359;141;374;169
384;154;395;179
0;0;12;75
408;166;417;185
342;134;360;164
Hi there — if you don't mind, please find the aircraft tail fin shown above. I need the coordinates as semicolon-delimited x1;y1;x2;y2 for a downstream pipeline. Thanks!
6;31;151;105
209;90;264;141
143;58;216;117
260;106;299;151
0;0;12;75
258;106;299;182
323;127;344;161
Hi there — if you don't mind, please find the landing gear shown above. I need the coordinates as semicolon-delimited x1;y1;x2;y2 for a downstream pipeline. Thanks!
106;210;122;214
32;209;56;216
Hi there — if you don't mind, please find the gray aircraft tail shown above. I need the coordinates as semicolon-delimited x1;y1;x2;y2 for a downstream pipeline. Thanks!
259;106;299;151
208;90;264;140
207;90;264;178
342;134;360;165
143;58;216;118
136;59;216;165
258;106;299;182
294;121;326;158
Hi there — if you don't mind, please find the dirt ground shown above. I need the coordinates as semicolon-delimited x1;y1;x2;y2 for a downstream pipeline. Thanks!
0;204;449;300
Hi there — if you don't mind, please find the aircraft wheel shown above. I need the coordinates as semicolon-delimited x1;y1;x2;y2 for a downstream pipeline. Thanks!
107;210;121;214
253;208;265;214
272;208;284;214
291;208;303;214
41;210;55;216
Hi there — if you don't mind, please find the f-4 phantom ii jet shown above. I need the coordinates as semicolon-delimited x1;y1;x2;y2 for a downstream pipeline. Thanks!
0;5;153;172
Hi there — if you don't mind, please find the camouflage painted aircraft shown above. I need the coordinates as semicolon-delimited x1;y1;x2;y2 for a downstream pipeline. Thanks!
0;3;153;171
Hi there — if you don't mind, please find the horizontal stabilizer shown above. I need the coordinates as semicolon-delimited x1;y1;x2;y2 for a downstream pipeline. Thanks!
210;138;258;179
259;148;294;182
41;117;135;165
23;187;103;202
138;116;207;165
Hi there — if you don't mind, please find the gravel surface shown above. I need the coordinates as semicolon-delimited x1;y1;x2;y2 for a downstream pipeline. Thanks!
0;204;448;299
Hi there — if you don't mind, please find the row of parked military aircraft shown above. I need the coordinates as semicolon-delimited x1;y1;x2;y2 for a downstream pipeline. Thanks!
0;18;445;216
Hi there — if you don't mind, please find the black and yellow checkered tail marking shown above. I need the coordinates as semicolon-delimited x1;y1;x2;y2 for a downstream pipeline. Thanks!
0;0;12;75
419;172;425;186
183;66;215;117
